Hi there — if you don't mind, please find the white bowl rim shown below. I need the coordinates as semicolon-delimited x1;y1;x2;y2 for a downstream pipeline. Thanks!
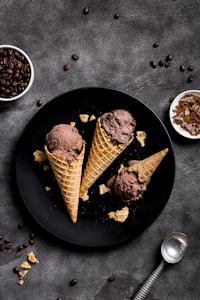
0;44;34;102
169;89;200;139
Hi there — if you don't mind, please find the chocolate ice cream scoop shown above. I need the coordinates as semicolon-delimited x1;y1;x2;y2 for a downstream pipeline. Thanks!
107;166;147;203
46;124;84;164
100;109;136;145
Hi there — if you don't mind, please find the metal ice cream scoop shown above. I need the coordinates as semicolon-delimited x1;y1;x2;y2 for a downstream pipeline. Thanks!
132;232;188;300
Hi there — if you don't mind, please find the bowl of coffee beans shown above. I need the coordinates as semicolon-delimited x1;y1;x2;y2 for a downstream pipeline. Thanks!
0;44;34;101
169;90;200;139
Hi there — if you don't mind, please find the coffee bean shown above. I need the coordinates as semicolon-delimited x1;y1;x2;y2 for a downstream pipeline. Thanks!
159;60;165;67
83;6;90;14
165;61;171;67
29;239;34;245
63;63;70;71
18;221;24;230
17;245;23;251
23;242;28;248
37;99;42;107
5;243;11;249
153;41;159;48
69;278;77;286
180;65;185;72
187;74;195;82
4;239;10;244
188;65;194;71
0;243;5;251
13;267;20;274
57;298;62;300
0;235;3;240
72;53;79;61
166;54;173;61
108;275;116;282
150;61;157;68
114;13;120;19
29;232;36;239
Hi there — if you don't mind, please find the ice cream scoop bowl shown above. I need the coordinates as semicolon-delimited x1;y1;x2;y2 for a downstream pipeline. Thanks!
132;232;188;300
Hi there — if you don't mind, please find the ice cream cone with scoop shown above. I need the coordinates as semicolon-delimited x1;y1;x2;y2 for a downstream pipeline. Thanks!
44;124;85;223
79;109;137;201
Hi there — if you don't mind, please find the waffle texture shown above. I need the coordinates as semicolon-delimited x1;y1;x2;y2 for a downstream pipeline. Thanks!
44;143;85;223
79;117;134;200
128;148;169;183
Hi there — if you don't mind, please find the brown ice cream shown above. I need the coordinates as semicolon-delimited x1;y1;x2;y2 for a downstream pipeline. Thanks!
107;163;148;203
46;124;83;164
101;109;137;145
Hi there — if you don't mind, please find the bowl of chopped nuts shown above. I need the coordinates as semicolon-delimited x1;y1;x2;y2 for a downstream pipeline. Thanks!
0;44;34;101
169;90;200;139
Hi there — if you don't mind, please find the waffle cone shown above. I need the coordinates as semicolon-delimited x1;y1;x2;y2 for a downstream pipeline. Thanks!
44;143;85;223
79;118;134;200
128;148;169;183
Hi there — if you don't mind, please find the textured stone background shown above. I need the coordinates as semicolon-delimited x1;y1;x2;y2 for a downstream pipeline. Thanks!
0;1;200;299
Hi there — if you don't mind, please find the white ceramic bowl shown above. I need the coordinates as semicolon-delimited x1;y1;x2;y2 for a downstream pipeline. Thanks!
169;90;200;139
0;44;34;102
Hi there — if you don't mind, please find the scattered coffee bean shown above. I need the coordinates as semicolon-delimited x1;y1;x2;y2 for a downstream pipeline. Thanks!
4;239;10;244
36;99;42;107
83;6;90;14
57;298;63;300
153;41;159;48
29;232;36;239
150;61;157;68
63;63;70;71
13;267;20;274
0;48;31;99
23;242;28;249
0;235;3;240
108;275;116;282
166;54;173;61
188;65;194;71
69;278;77;286
17;245;23;251
72;53;79;61
180;65;186;72
165;61;171;67
114;13;120;19
159;60;165;67
29;239;34;245
18;221;24;230
5;243;11;249
187;74;195;82
0;243;5;251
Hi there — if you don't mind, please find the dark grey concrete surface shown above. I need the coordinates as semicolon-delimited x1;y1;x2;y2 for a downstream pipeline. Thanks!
0;1;200;299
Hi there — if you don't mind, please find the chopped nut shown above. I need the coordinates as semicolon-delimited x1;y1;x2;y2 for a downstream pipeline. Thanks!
20;261;31;269
18;279;24;285
27;251;39;264
43;164;50;171
79;114;89;123
99;184;110;195
33;150;47;163
89;114;96;121
18;270;28;279
45;186;51;192
136;131;147;147
108;206;129;223
70;121;76;127
118;164;124;174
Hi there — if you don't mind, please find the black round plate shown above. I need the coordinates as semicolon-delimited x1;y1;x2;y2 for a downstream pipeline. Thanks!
15;87;175;247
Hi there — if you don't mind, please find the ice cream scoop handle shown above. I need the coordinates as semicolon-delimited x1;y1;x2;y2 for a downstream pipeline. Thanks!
132;260;166;300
